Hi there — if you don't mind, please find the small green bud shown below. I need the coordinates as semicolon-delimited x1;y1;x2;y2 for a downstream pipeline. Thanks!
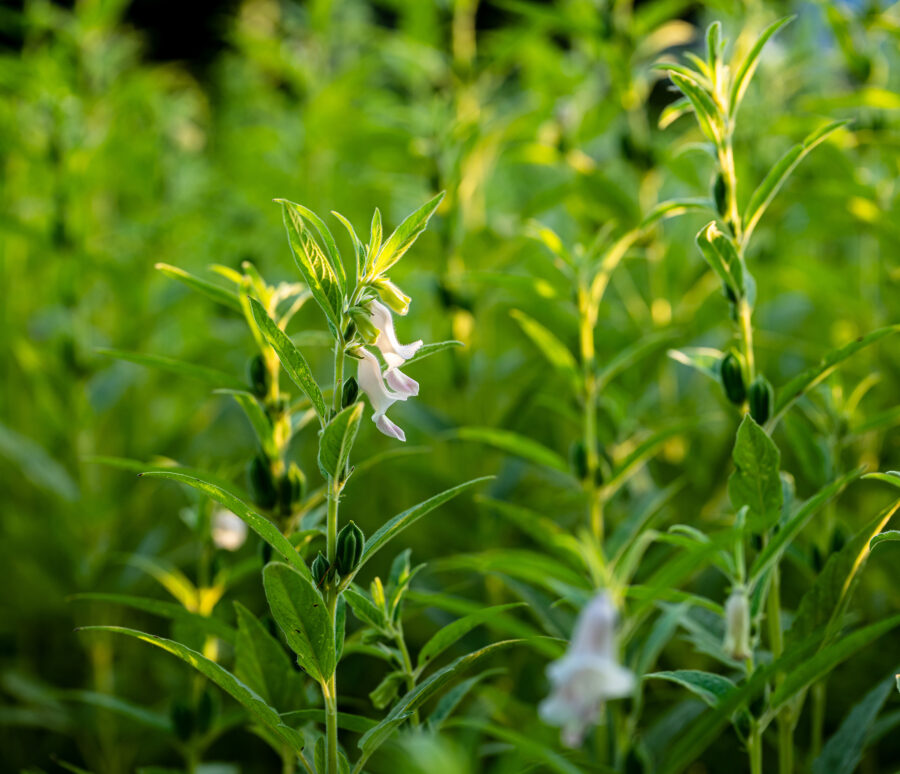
349;306;380;343
311;551;329;586
335;520;365;576
278;462;306;514
373;277;410;316
248;456;278;510
720;352;746;405
569;441;588;481
342;376;359;409
713;172;728;218
171;700;194;742
248;354;269;398
748;375;773;425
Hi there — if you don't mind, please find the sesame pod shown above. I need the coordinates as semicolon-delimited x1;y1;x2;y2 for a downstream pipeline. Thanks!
748;375;773;425
248;354;269;398
569;440;588;481
720;352;746;405
311;551;329;586
342;376;359;409
713;172;728;218
335;520;365;575
248;456;278;510
277;463;306;514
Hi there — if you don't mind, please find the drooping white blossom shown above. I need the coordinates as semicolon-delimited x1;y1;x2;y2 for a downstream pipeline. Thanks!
368;299;423;367
355;347;412;441
539;591;635;748
723;587;751;660
211;509;248;551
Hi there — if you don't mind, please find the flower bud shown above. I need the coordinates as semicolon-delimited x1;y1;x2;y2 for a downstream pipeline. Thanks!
373;277;411;316
247;354;269;398
248;456;277;510
723;587;751;660
349;306;380;343
342;376;359;409
720;352;746;405
311;551;330;586
335;520;365;576
748;375;773;425
277;463;306;514
569;441;588;481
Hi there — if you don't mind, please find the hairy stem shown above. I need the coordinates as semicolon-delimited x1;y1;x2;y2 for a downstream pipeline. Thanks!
394;627;420;725
767;565;791;774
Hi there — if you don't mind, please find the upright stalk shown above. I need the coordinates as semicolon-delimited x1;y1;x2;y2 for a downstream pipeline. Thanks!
578;282;603;544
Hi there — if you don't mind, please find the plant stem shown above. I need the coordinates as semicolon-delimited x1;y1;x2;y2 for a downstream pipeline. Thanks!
767;564;792;774
578;282;603;545
811;680;826;760
748;721;763;774
332;341;345;415
394;627;420;725
738;297;756;382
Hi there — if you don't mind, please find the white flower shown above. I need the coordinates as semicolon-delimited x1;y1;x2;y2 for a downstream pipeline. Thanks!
539;591;635;748
211;509;248;551
355;347;413;442
723;587;751;660
367;299;423;368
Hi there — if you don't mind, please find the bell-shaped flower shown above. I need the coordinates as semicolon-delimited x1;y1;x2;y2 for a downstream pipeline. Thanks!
212;509;248;551
367;299;422;369
539;591;635;748
723;587;751;660
355;347;412;442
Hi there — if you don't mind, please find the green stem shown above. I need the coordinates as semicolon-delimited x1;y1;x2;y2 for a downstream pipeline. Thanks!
738;298;756;383
578;283;603;546
748;722;763;774
768;565;792;774
332;341;345;415
323;590;339;774
394;627;420;725
811;680;826;760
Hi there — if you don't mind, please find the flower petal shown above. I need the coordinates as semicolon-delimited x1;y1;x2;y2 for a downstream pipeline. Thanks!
385;368;419;397
374;413;406;442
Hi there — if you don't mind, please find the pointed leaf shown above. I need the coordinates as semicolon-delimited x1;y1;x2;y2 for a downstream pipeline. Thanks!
454;427;568;473
372;192;444;275
646;670;736;708
728;416;782;531
98;349;246;391
729;16;794;118
318;403;364;480
416;603;524;672
155;263;242;313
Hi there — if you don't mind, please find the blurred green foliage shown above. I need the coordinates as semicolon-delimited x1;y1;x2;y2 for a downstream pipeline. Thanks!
2;0;900;772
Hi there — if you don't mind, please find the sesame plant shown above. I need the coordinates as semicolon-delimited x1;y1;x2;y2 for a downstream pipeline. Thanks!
647;18;900;774
78;195;518;774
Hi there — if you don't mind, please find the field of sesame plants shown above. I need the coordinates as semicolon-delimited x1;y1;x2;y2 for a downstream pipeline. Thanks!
2;0;900;772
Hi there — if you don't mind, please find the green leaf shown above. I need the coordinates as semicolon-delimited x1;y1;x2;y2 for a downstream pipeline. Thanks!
358;640;520;759
234;602;303;709
371;192;444;276
344;585;386;630
416;603;524;673
77;626;304;752
318;403;363;480
98;349;246;391
249;297;328;422
870;530;900;549
281;708;376;733
771;614;900;711
283;202;347;292
771;325;900;426
646;670;736;708
454;427;568;473
749;467;864;580
667;347;724;381
812;675;895;774
70;592;236;644
59;689;170;732
155;262;243;313
278;200;342;330
596;330;679;390
263;563;335;682
728;416;782;531
138;470;309;578
743;120;849;243
695;221;744;297
426;669;503;731
790;498;900;645
354;477;492;577
216;390;277;459
728;16;794;118
0;423;78;501
668;72;721;144
401;340;464;366
510;310;580;390
331;210;366;281
369;208;383;262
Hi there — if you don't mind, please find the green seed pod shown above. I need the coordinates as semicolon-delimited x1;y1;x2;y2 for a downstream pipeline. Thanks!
713;172;728;218
171;700;194;742
342;376;359;409
720;352;746;405
277;463;306;514
248;354;269;398
335;520;365;576
748;375;773;425
569;440;588;481
311;551;329;586
349;306;380;343
248;456;278;510
195;688;215;735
